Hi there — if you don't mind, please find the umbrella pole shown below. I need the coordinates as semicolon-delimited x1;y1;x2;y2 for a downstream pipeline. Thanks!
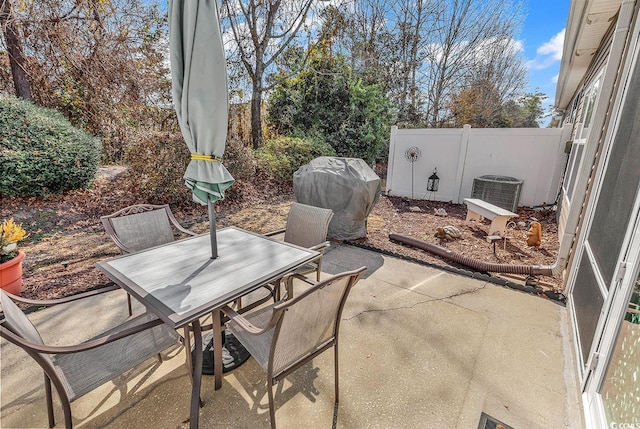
208;199;218;259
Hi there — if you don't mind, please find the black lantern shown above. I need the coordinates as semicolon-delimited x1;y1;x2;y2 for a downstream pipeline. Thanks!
427;169;440;192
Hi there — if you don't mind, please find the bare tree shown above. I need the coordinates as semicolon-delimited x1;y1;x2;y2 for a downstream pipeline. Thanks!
324;0;524;128
0;0;32;100
387;0;435;124
0;0;170;160
422;0;525;127
464;35;527;105
220;0;317;149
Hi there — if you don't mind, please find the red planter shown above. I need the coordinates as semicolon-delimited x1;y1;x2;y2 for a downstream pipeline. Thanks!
0;250;25;295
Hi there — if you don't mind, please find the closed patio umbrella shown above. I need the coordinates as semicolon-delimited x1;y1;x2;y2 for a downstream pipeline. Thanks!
169;0;234;259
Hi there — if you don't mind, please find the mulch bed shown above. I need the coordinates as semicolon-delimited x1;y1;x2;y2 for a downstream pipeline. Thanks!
1;171;561;302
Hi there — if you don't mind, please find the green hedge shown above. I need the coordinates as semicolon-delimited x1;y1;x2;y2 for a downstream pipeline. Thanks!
255;136;335;182
0;95;101;196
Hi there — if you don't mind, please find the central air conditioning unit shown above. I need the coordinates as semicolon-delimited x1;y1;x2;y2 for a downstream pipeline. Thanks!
471;175;523;212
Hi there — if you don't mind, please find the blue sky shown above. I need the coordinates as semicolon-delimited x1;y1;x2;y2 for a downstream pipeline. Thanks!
519;0;571;117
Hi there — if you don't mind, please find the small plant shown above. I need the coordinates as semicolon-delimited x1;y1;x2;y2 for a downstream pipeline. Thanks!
0;218;28;264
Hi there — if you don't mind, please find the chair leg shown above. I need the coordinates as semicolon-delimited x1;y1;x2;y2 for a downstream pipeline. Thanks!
44;370;73;429
127;293;133;316
274;278;282;301
268;377;277;429
316;257;323;282
44;374;55;428
334;343;339;404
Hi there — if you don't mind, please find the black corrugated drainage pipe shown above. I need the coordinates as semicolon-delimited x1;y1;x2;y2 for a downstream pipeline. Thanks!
389;233;554;277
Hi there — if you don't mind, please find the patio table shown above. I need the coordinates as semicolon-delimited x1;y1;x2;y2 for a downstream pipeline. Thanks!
96;226;318;429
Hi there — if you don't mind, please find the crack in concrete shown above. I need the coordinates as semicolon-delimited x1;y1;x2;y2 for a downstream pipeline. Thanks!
345;282;488;320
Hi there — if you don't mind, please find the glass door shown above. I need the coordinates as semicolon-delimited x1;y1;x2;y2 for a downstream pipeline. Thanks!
582;211;640;428
600;274;640;425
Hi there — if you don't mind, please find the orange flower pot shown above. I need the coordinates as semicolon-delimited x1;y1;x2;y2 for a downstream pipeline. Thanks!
0;250;25;295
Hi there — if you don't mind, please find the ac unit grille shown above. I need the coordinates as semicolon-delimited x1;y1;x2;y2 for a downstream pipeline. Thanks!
471;176;523;212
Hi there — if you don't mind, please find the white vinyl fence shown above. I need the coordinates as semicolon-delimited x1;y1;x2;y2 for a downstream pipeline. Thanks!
385;124;572;207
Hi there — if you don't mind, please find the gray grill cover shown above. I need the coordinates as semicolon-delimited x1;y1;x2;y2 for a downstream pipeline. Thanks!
293;157;381;240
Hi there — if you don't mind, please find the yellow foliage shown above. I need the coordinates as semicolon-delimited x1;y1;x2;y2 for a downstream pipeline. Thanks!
0;218;28;247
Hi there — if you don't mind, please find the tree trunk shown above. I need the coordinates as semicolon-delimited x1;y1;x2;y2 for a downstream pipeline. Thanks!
0;0;32;101
250;81;263;149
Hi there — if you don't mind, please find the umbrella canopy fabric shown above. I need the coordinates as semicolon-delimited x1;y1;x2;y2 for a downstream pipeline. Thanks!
169;0;234;205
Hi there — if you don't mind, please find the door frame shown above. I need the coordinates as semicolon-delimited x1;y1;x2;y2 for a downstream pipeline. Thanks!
565;7;640;426
581;200;640;428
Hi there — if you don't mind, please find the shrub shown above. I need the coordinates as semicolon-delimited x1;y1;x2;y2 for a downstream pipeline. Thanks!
255;136;336;183
0;95;101;196
125;131;192;205
224;136;256;181
126;131;257;205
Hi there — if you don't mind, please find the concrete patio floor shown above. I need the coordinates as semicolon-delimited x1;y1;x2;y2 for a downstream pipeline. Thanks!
1;243;584;428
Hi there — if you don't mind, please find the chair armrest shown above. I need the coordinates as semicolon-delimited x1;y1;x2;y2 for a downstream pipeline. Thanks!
106;233;136;254
284;272;315;286
1;285;122;307
0;317;165;355
282;272;316;299
173;223;198;237
220;304;278;335
309;241;330;253
165;207;197;236
264;228;286;237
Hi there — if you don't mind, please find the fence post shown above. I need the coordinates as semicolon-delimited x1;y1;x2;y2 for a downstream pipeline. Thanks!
453;124;472;203
386;126;398;194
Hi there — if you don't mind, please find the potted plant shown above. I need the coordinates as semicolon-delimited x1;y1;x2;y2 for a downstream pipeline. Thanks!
0;218;28;295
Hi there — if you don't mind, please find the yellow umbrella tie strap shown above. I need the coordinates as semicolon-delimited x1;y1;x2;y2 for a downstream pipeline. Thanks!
191;154;222;162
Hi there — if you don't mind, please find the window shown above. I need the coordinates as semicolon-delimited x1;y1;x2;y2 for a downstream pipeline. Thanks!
563;72;602;201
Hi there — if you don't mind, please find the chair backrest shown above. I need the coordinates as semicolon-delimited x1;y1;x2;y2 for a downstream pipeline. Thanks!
0;290;55;369
283;202;333;249
101;204;177;253
269;267;365;376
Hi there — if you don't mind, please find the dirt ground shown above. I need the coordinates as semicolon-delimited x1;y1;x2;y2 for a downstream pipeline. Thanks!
1;168;561;302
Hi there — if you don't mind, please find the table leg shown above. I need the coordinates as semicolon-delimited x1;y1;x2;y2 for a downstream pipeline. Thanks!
213;309;223;390
190;319;203;429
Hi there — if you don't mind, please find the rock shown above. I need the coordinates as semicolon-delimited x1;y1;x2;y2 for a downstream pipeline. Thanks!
517;221;527;228
434;208;448;217
435;225;462;240
409;206;422;212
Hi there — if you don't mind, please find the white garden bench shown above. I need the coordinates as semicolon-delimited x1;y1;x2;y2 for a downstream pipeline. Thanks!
463;198;518;236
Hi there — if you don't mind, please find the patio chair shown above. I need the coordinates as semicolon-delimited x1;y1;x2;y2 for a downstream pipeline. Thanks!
101;203;197;254
221;266;366;429
0;288;181;429
264;202;333;299
100;204;197;315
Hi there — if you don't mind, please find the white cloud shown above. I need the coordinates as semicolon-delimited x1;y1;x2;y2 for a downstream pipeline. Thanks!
552;73;559;84
527;28;565;70
537;29;565;60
